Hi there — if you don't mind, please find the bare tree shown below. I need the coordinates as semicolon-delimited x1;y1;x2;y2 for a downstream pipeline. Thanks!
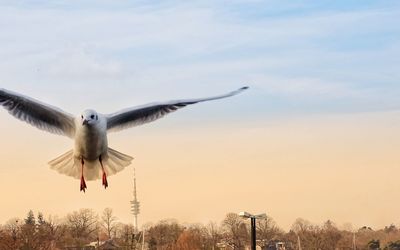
206;221;222;250
256;215;283;247
146;219;184;250
175;226;204;250
1;218;22;249
291;217;313;234
101;208;117;239
320;220;342;249
290;218;342;250
291;218;322;249
5;210;400;249
66;208;98;246
37;215;66;250
221;213;248;250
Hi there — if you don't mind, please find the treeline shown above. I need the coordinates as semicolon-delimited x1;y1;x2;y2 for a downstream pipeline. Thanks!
1;209;400;249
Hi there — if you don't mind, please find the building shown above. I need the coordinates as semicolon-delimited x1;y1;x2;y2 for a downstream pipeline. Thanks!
264;241;286;250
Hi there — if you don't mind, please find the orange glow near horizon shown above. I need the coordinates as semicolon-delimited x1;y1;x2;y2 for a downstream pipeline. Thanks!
1;111;400;230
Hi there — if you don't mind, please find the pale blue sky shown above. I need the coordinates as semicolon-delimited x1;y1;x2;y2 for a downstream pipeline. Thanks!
0;0;399;121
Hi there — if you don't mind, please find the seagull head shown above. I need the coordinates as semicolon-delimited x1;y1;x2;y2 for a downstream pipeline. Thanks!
81;109;98;126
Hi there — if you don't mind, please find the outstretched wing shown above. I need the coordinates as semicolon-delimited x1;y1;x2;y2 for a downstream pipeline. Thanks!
0;89;76;138
106;86;249;132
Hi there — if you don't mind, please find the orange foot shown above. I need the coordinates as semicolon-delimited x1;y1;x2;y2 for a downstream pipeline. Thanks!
102;172;108;189
80;175;87;192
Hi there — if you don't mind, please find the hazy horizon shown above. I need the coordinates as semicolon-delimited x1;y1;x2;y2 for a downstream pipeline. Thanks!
2;111;400;231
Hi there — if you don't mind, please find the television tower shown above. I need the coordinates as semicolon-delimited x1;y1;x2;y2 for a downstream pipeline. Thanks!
297;234;302;250
130;167;140;233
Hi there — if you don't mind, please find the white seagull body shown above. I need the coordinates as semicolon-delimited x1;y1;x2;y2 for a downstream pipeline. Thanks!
0;86;248;192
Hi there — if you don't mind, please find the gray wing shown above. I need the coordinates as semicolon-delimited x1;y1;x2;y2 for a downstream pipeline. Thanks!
106;86;249;132
0;89;76;138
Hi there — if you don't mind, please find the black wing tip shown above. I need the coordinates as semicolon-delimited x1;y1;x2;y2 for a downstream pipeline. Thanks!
240;86;249;90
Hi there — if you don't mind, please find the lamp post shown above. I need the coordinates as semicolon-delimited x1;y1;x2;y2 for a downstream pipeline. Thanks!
239;212;267;250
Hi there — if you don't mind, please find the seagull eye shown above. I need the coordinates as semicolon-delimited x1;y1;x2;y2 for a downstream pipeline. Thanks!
81;115;83;119
91;115;95;119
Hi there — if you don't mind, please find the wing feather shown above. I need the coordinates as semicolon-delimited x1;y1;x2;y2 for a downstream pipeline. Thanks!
106;86;248;132
0;89;75;137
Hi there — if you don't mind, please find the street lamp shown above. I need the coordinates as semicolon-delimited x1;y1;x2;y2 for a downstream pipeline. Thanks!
239;212;267;250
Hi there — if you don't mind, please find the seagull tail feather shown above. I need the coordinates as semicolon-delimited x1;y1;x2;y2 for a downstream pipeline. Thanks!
103;147;134;177
48;150;80;179
48;148;133;181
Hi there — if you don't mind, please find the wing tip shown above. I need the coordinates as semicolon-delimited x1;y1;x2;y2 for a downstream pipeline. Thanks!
240;86;249;90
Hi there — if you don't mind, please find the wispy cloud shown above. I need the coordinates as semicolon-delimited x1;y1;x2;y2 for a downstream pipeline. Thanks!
0;1;399;115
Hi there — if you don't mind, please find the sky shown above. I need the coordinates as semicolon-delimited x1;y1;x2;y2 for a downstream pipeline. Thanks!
0;0;400;230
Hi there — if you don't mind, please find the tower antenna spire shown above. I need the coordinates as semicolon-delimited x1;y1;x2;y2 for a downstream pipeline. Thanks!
130;167;140;233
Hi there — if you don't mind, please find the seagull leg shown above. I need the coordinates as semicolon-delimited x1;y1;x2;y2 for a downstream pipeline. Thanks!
80;157;87;192
100;155;108;189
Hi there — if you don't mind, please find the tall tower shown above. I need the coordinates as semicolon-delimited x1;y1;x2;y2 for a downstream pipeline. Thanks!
130;167;140;233
297;234;302;250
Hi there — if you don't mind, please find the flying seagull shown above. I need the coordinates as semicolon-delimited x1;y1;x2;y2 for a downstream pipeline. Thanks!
0;86;248;192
